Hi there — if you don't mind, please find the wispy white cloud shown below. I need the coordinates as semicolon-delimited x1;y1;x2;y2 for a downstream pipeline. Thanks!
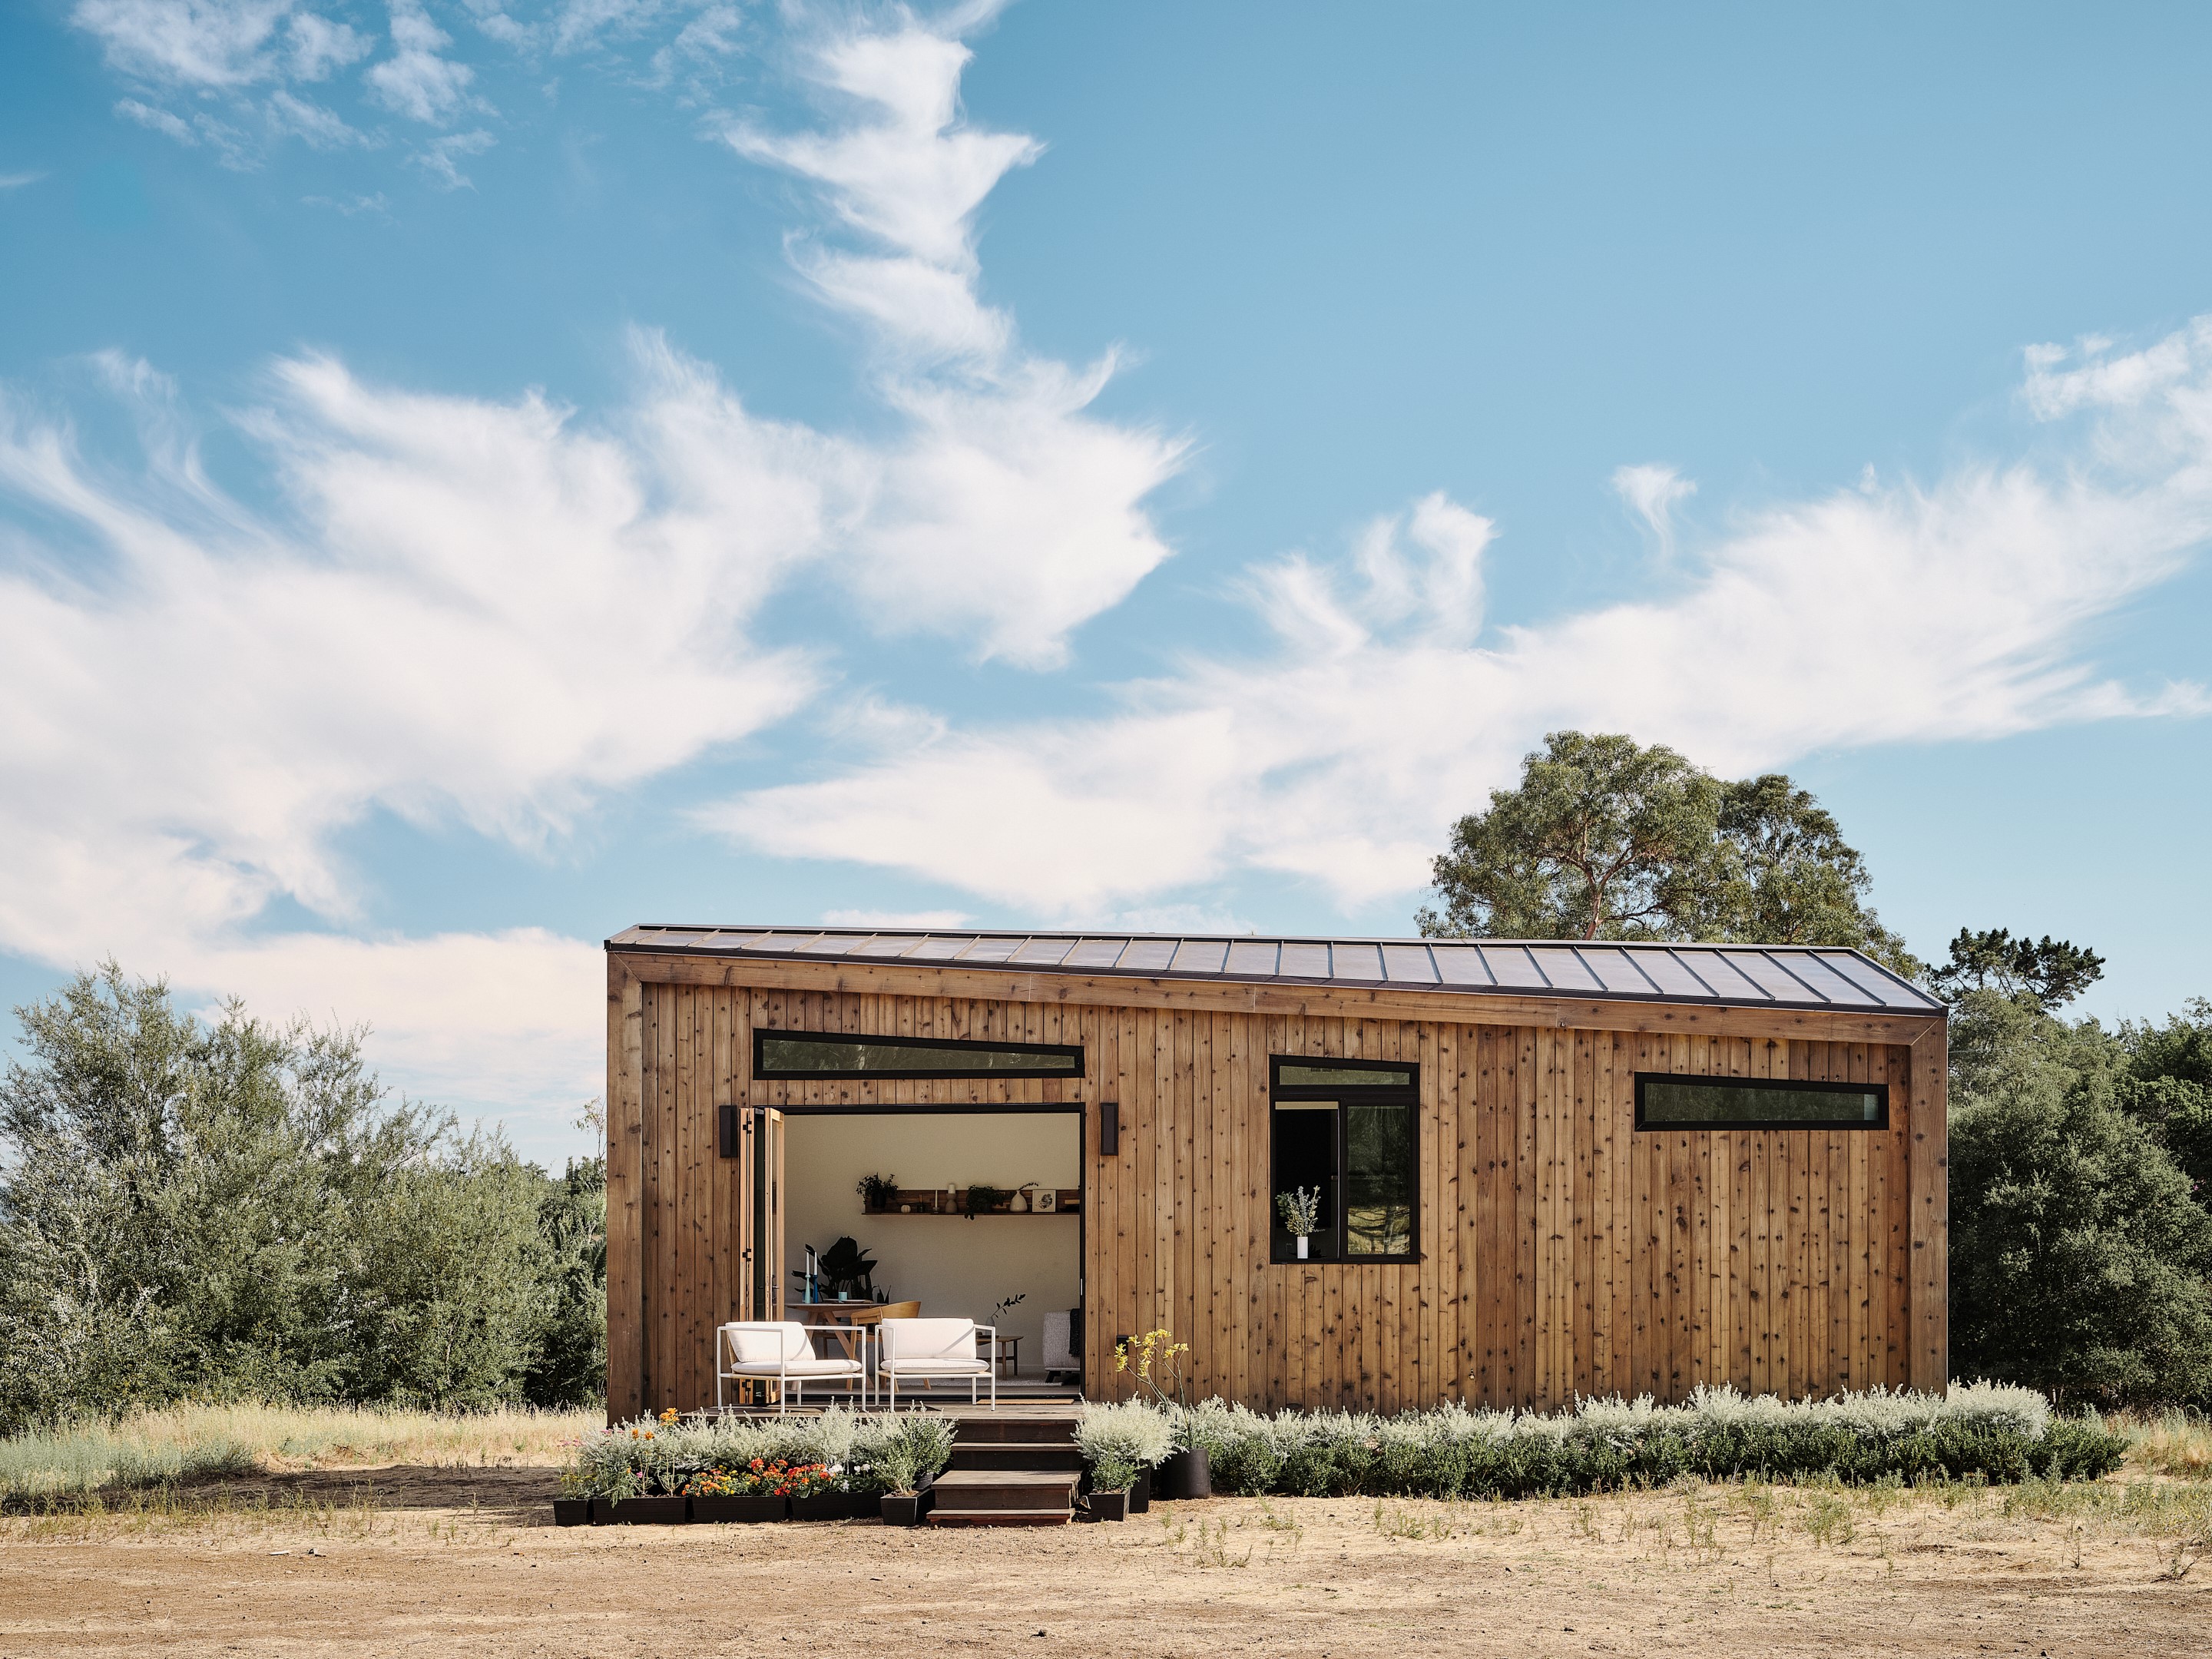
286;10;369;80
0;171;47;190
115;95;200;144
704;322;2212;914
1611;462;1696;561
728;5;1184;666
409;127;494;187
267;88;370;148
0;339;843;1128
366;2;477;124
74;0;297;88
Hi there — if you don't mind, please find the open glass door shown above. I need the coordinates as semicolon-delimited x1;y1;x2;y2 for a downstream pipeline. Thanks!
751;1106;783;1320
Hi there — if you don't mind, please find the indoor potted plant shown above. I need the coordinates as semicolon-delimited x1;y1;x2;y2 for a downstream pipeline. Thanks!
856;1172;897;1214
1276;1186;1321;1261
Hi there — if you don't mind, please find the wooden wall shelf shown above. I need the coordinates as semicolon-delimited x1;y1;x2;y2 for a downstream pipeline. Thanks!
863;1186;1081;1217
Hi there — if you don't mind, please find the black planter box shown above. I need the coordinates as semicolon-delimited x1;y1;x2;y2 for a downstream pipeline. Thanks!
790;1493;847;1522
878;1486;935;1526
845;1490;882;1519
552;1498;591;1527
1088;1490;1128;1522
1128;1470;1151;1513
690;1495;787;1524
601;1495;689;1525
1160;1448;1211;1500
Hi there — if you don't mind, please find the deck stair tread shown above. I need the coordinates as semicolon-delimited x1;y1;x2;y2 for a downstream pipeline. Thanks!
928;1431;1082;1526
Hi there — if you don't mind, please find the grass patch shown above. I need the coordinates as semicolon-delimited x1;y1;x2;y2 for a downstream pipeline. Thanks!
0;1401;600;1508
2123;1411;2212;1481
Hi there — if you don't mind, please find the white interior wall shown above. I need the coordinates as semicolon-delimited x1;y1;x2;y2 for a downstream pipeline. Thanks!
780;1111;1081;1374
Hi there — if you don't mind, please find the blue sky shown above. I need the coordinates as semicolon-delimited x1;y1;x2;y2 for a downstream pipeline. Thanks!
3;2;2208;1165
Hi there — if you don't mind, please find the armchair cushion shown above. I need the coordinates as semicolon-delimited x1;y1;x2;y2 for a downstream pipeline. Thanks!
877;1317;984;1365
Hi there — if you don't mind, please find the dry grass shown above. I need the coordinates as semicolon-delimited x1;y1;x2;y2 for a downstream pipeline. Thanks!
2123;1410;2212;1481
0;1401;598;1508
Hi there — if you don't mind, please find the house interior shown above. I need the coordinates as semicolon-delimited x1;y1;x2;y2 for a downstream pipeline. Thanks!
778;1109;1082;1398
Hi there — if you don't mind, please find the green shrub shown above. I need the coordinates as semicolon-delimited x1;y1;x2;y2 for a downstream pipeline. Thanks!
563;1409;954;1501
1094;1385;2122;1501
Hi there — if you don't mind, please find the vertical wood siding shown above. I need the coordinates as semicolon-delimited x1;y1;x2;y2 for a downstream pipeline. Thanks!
608;979;1932;1415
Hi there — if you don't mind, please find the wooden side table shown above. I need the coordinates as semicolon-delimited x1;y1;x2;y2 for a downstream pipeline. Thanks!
992;1335;1021;1379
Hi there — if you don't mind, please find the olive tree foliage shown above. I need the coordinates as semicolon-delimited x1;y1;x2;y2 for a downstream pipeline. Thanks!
1418;731;1916;974
0;966;605;1431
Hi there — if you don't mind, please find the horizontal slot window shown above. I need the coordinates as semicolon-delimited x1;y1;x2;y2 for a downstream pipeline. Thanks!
754;1031;1082;1080
1273;1059;1414;1089
1634;1073;1888;1131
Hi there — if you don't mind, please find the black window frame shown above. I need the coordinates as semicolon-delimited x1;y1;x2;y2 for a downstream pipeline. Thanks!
1268;1054;1420;1265
752;1028;1085;1081
1632;1071;1890;1132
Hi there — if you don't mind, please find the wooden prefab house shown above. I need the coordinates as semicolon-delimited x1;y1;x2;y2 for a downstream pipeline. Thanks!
604;926;1948;1419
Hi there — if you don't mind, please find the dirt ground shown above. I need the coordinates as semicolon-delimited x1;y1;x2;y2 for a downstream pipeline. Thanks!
0;1466;2205;1657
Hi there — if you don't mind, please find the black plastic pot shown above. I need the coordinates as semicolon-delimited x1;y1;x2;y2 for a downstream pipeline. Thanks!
690;1495;786;1524
790;1493;847;1522
1128;1469;1150;1513
1088;1490;1128;1522
601;1495;690;1525
552;1498;591;1527
879;1485;936;1526
1160;1448;1211;1500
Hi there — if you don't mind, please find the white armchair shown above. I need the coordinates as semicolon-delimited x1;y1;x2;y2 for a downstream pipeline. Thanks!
715;1321;869;1413
876;1317;996;1409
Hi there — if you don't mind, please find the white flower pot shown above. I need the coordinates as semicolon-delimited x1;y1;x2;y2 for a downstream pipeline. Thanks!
1296;1234;1309;1260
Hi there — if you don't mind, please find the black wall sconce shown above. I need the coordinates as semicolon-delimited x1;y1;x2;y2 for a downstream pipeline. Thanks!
1098;1101;1120;1157
719;1103;739;1157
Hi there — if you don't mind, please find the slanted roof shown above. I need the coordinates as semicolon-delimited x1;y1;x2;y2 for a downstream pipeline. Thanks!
605;926;1942;1016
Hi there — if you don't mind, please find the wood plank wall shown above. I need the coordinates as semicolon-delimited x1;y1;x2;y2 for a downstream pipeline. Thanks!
606;971;1932;1416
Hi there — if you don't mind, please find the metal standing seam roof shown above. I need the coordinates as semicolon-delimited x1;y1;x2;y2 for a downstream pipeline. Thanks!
606;926;1944;1016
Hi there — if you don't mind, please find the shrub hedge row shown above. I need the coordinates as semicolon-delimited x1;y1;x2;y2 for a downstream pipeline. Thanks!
1171;1385;2124;1498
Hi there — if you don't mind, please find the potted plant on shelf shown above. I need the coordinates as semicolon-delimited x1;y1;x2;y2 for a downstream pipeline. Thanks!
1116;1329;1209;1498
856;1172;898;1214
1276;1186;1321;1260
962;1183;1012;1218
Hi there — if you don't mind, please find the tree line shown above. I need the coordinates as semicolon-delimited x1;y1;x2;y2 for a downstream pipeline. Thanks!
0;967;604;1435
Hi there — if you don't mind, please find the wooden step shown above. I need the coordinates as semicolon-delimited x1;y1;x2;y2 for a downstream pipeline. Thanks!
927;1470;1078;1514
926;1508;1071;1527
949;1442;1083;1472
940;1412;1079;1445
